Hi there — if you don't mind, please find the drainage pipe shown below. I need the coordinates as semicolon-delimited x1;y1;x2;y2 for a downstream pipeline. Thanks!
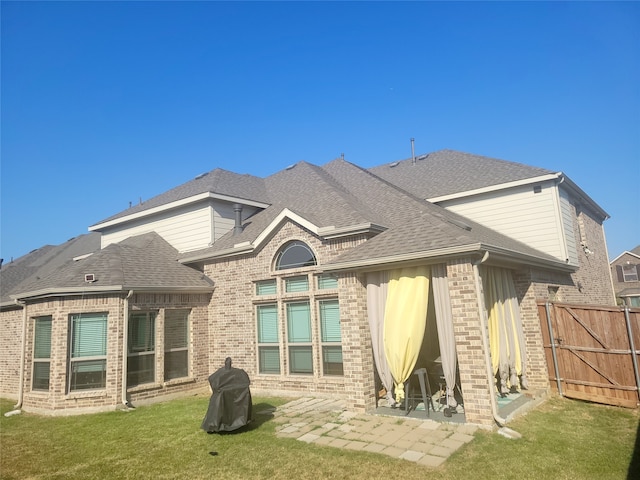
472;251;507;426
12;299;28;412
121;290;134;407
545;302;563;396
623;306;640;403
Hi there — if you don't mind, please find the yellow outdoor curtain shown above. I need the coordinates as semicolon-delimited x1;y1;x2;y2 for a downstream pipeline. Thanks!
383;266;430;403
483;266;528;393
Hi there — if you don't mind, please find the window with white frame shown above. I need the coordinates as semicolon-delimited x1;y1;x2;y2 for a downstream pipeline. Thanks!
253;241;343;377
164;309;190;380
287;301;313;374
33;316;52;391
127;312;156;386
319;299;343;375
622;264;639;282
69;313;108;391
257;304;280;374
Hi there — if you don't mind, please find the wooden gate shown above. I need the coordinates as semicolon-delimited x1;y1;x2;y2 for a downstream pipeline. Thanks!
538;302;640;408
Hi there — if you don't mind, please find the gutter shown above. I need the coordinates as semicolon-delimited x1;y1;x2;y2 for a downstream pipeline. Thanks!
472;251;507;427
121;290;134;408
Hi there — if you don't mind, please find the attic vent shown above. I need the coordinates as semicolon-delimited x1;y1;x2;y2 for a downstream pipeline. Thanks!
389;162;399;168
285;164;296;170
195;172;209;180
84;273;97;283
416;154;429;161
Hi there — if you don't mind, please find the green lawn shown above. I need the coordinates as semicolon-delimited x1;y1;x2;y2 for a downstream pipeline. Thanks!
1;394;638;479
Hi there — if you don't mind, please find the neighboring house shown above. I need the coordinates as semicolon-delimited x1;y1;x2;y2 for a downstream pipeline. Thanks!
0;149;615;425
610;245;640;307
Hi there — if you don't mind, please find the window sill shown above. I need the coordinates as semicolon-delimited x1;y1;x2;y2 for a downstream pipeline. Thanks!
163;377;196;387
66;389;108;400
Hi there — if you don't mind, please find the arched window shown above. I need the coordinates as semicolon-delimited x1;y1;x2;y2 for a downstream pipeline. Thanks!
275;241;317;270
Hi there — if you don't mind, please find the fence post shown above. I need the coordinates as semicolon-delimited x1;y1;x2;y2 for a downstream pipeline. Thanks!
623;306;640;403
545;302;563;396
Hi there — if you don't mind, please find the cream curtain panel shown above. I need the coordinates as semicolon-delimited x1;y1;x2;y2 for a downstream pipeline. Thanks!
483;266;528;394
383;266;430;403
431;264;458;407
365;271;395;406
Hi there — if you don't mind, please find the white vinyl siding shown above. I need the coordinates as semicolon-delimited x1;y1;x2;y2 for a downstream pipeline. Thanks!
437;182;567;261
101;203;212;252
559;189;579;266
100;201;261;253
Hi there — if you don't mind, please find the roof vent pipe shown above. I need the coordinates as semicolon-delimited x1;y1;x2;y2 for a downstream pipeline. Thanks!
233;203;243;236
411;138;416;165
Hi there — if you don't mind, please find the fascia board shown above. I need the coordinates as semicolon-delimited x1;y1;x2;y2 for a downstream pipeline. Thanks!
427;173;561;203
11;285;125;301
10;284;215;301
321;243;573;273
89;193;270;231
558;174;610;220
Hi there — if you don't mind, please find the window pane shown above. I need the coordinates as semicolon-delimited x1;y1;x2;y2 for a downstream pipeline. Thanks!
276;241;316;270
33;362;50;390
34;317;52;359
287;302;311;342
127;354;155;386
129;313;155;353
256;279;277;295
259;346;281;374
285;276;309;293
318;274;338;290
319;300;341;342
70;359;106;390
71;314;107;358
165;310;188;350
164;350;188;380
257;304;278;343
322;346;344;376
289;346;313;374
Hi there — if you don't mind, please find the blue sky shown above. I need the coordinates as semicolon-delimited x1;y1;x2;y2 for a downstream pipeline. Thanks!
1;1;638;262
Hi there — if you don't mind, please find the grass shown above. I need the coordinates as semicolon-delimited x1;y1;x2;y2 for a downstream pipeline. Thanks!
1;394;638;480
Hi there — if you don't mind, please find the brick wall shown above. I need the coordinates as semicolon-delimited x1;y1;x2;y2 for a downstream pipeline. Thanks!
4;291;211;415
0;306;24;400
446;258;495;426
203;221;372;409
529;200;615;305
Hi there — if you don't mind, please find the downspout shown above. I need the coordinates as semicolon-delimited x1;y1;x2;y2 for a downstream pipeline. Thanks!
121;290;134;408
11;299;28;413
472;251;507;426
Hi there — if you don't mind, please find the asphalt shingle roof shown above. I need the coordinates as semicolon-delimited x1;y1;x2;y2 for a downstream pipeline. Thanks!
368;149;554;199
7;233;213;300
1;234;101;305
180;156;564;269
92;168;269;226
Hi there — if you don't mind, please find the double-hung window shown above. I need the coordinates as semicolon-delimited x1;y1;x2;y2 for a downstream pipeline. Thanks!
127;312;156;386
622;264;639;283
257;304;280;373
287;301;313;374
319;299;343;375
69;313;108;391
33;316;52;391
164;309;190;380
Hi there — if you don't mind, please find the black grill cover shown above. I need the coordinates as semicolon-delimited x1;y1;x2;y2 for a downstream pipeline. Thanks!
201;363;252;433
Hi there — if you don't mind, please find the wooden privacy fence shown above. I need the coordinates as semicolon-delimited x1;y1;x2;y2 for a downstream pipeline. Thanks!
537;302;640;408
